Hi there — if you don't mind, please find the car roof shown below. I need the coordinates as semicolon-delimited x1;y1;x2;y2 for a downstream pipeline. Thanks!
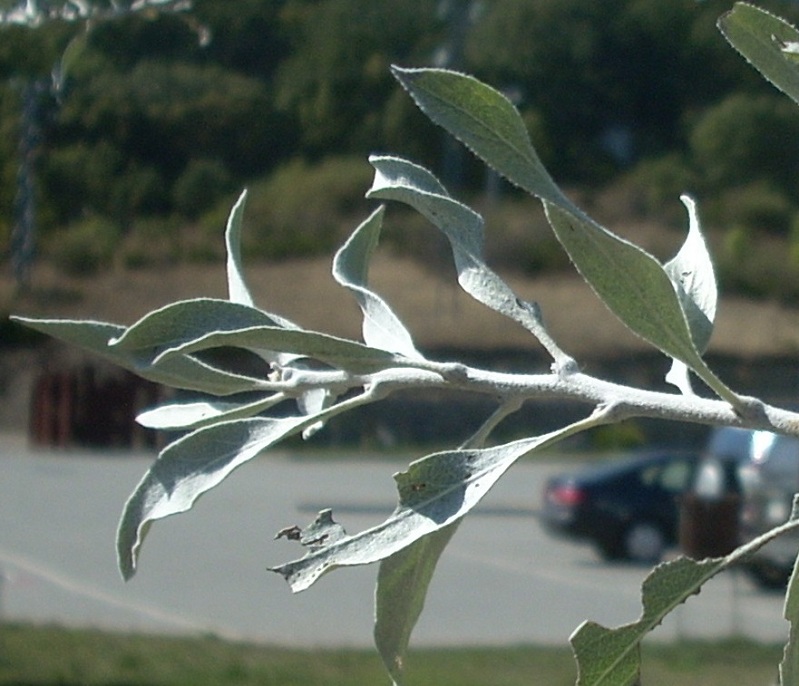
706;426;753;461
553;451;695;484
706;426;799;462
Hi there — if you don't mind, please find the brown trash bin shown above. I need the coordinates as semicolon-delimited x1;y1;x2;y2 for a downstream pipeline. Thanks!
678;492;741;559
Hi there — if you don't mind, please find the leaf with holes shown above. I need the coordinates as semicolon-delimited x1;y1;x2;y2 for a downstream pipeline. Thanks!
571;511;799;686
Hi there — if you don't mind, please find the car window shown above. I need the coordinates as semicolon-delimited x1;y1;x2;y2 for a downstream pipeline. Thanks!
707;427;752;461
760;435;799;484
639;464;661;488
636;459;690;492
659;459;692;492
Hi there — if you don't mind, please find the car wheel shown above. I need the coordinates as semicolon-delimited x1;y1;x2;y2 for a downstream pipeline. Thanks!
623;522;665;563
744;561;791;591
595;537;624;561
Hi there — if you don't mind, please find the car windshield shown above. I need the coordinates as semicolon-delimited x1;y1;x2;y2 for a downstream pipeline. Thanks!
706;427;753;461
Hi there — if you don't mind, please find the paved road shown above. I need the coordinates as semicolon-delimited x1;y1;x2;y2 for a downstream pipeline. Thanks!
0;433;791;648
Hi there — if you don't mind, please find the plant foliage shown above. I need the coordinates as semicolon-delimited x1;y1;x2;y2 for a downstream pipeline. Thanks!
15;3;799;685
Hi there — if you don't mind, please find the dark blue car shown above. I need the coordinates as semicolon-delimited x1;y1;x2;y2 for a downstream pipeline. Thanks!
540;452;700;563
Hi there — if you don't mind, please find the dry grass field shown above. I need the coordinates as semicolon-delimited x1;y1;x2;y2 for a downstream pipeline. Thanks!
7;252;799;358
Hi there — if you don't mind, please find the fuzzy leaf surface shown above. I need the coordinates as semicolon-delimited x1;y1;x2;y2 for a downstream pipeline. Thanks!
720;3;799;107
118;384;379;579
109;298;288;356
664;195;717;394
392;67;741;406
374;522;460;685
332;205;420;358
118;407;347;580
153;325;405;374
225;189;254;307
222;189;301;368
136;394;286;431
367;155;571;366
571;511;799;686
10;316;261;395
664;196;716;352
271;414;597;593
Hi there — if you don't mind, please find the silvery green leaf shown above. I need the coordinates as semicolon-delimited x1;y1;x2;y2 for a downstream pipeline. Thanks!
109;298;298;367
270;414;596;593
664;195;716;353
297;385;334;439
546;201;737;404
367;155;575;370
119;385;381;580
780;496;799;686
225;189;254;307
223;189;297;331
373;399;522;685
663;196;716;395
10;316;262;395
222;189;301;367
719;3;799;106
110;297;281;351
391;67;562;205
374;522;460;686
153;325;407;375
136;393;286;431
570;511;799;686
119;413;324;580
333;206;420;358
391;67;742;408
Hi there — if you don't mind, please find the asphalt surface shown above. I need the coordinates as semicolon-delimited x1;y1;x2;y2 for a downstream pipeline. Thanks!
0;433;791;648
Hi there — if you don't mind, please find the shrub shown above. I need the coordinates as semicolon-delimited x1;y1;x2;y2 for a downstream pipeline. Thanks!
43;214;120;276
620;153;698;222
118;215;183;268
713;181;795;234
689;91;799;198
242;156;373;259
173;158;233;220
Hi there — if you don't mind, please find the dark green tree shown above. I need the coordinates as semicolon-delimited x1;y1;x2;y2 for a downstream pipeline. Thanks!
274;0;442;158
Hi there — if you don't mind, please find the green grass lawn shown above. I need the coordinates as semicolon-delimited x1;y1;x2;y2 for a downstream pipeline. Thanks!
0;623;784;685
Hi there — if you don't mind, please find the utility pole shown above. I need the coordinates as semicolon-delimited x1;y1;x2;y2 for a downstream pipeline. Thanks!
10;78;47;291
434;0;482;191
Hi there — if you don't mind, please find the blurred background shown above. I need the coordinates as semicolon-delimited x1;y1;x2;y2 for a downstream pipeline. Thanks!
3;8;799;677
1;0;799;293
4;0;799;450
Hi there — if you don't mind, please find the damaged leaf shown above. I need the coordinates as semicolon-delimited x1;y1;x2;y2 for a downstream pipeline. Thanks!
270;412;601;593
571;509;799;686
275;509;348;549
